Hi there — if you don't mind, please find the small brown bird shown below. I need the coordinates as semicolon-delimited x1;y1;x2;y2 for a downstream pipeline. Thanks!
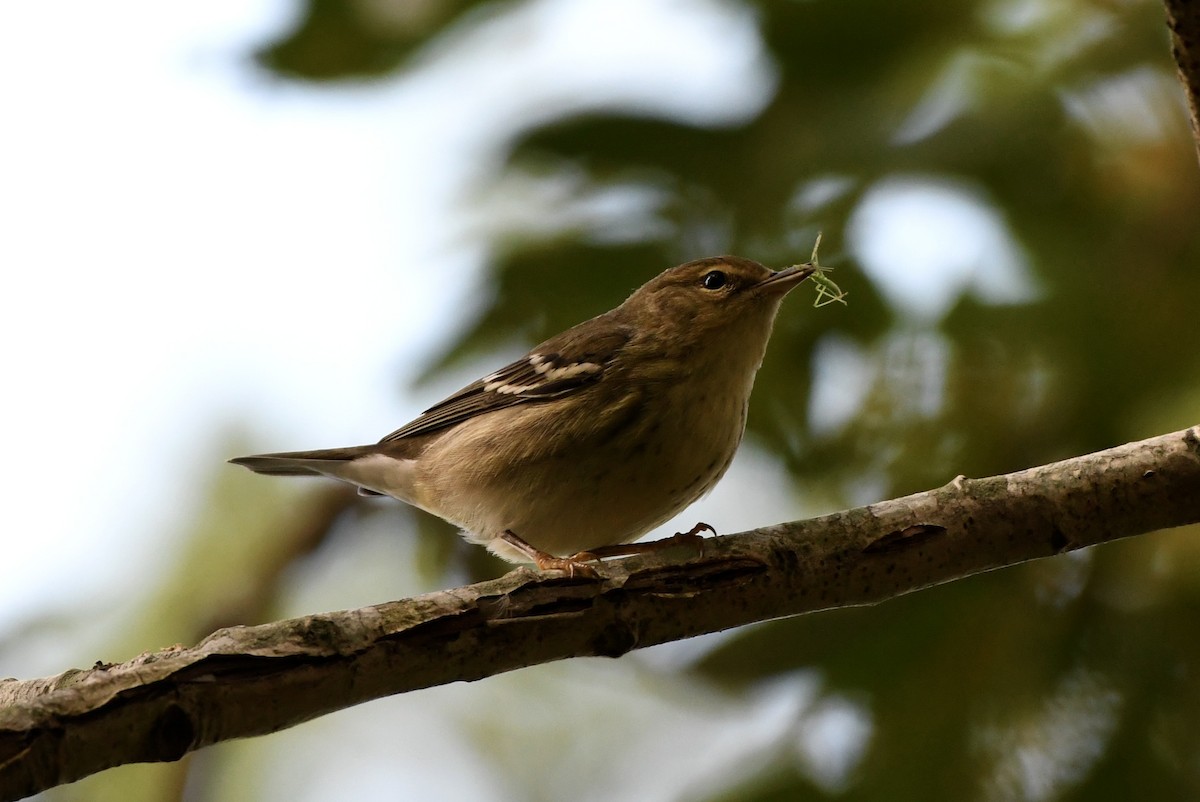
231;256;814;575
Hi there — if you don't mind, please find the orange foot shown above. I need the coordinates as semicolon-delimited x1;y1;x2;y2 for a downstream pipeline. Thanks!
499;530;600;578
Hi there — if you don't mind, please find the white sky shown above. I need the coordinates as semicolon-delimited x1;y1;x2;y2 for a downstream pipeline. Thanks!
1;0;441;628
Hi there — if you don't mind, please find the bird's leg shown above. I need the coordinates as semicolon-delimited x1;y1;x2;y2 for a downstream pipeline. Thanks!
569;522;714;561
499;530;600;578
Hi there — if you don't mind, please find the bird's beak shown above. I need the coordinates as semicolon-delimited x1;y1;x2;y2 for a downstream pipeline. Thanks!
757;264;816;295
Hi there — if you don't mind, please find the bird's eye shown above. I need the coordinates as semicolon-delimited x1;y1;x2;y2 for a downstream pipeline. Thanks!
701;270;728;290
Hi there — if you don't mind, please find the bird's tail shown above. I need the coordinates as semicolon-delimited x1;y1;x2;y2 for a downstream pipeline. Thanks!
228;446;379;477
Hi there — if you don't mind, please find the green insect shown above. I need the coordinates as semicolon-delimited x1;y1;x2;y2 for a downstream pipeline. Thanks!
799;233;848;308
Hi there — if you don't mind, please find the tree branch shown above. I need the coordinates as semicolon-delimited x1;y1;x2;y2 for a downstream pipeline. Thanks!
2;426;1199;800
1166;0;1200;164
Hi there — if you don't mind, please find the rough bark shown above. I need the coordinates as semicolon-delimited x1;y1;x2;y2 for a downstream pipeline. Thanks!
1166;0;1200;164
1;425;1198;800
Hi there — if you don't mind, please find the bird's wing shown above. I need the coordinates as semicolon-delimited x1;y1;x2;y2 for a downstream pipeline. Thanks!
379;317;632;442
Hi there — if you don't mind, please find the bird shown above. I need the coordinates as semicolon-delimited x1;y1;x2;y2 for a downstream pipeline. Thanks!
231;256;815;576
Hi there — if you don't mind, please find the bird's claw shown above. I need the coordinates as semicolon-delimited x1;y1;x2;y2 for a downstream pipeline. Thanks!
534;553;600;578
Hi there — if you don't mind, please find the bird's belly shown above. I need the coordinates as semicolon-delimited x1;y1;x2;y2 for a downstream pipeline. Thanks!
418;386;746;558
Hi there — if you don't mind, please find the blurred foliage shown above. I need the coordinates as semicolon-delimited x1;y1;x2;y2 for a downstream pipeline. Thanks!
244;0;1200;800
257;0;483;79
